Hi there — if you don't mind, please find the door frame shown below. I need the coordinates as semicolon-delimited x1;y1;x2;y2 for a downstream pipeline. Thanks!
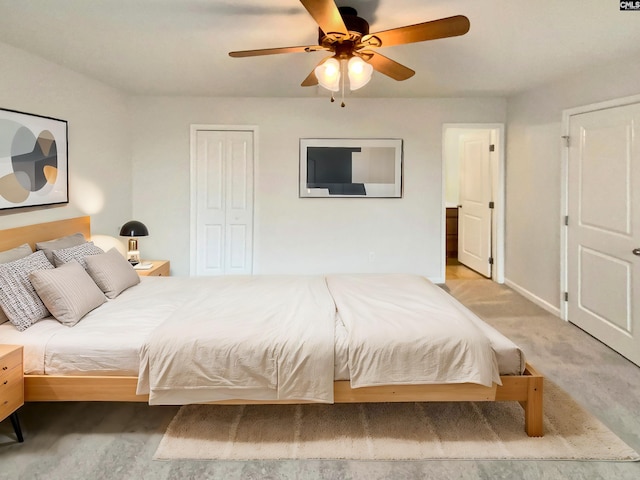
189;124;259;276
442;123;505;283
560;93;640;320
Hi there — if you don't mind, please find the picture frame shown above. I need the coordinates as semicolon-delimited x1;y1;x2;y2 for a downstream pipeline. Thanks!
0;108;68;211
300;138;403;198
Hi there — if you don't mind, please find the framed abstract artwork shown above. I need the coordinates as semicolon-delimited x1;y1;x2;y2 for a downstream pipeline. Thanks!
0;108;68;210
300;138;402;198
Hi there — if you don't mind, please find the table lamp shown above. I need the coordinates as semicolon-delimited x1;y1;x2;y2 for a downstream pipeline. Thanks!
119;220;148;265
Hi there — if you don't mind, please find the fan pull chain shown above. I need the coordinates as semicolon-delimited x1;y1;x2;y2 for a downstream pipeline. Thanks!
341;60;346;107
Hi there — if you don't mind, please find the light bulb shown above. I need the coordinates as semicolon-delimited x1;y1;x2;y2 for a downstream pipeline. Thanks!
347;56;373;91
315;57;341;92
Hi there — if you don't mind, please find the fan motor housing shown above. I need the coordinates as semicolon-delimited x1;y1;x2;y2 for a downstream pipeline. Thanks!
318;7;369;47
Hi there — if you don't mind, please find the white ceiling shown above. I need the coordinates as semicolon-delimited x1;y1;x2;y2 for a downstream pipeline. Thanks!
1;0;639;98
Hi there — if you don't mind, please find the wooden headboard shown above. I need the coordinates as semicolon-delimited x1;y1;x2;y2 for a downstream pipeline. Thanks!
0;216;91;252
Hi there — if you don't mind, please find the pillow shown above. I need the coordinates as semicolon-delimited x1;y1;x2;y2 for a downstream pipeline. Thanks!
0;243;34;324
85;248;140;299
30;260;106;327
36;232;86;264
0;243;33;264
0;250;54;331
52;242;104;269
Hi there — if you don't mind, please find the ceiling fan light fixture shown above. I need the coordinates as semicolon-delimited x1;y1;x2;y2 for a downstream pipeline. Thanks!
347;56;373;91
315;57;341;92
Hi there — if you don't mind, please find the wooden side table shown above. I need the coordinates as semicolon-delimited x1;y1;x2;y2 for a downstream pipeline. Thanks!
0;344;24;442
135;260;170;277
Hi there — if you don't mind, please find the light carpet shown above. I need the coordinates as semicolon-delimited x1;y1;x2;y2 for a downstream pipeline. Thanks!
154;380;640;461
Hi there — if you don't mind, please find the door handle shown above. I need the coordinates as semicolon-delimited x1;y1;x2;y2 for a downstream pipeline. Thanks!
633;248;640;256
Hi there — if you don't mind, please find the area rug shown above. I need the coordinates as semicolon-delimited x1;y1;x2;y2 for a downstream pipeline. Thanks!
154;381;640;461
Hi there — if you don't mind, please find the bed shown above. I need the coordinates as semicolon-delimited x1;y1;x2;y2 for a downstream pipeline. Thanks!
0;216;544;436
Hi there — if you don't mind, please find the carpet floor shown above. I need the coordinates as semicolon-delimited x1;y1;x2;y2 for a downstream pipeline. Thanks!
155;380;639;461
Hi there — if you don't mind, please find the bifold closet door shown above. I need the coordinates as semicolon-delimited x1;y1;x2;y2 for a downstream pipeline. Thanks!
194;130;254;275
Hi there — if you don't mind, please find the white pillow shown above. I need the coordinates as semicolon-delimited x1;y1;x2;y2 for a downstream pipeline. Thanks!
85;248;140;299
0;251;53;331
36;232;86;264
52;242;104;269
30;260;106;327
0;243;34;324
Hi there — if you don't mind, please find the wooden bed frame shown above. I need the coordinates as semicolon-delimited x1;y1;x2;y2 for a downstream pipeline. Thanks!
0;216;544;437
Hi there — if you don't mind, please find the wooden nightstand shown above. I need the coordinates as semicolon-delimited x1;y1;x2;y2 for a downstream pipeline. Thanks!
135;260;170;277
0;344;24;443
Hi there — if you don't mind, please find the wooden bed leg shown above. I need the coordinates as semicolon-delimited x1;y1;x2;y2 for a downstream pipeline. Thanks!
520;375;544;437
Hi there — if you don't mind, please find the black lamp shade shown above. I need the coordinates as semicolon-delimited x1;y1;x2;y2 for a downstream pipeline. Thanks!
119;220;149;237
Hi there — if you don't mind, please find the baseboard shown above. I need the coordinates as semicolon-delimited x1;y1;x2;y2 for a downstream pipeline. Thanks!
503;278;562;318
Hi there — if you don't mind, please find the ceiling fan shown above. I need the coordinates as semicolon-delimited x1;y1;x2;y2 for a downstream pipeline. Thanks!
229;0;470;100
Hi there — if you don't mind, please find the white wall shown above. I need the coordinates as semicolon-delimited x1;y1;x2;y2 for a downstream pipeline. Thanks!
505;52;640;312
0;42;130;236
130;97;507;278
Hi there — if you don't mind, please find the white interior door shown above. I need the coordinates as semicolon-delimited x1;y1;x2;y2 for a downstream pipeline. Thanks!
458;131;492;277
567;102;640;366
194;130;254;275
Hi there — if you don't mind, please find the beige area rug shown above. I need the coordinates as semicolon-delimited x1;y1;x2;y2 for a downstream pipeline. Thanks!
154;381;640;461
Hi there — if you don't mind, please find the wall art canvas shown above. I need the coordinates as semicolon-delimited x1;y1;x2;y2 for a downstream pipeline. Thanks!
300;138;402;198
0;108;68;210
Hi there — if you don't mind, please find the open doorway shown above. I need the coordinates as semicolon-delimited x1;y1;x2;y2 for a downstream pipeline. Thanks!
442;124;505;283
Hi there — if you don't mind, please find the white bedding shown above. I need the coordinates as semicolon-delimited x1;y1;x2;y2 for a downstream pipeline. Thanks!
137;276;337;405
0;274;526;403
0;277;353;379
0;278;187;375
327;274;502;388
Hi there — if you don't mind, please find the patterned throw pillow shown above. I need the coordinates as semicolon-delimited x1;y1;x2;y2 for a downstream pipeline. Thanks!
0;243;34;324
52;242;104;269
0;250;54;331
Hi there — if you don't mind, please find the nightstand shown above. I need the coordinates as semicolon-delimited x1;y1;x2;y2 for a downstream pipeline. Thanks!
135;260;170;277
0;345;24;443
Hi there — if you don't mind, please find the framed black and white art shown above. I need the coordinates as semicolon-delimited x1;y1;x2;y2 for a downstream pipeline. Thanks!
300;138;402;198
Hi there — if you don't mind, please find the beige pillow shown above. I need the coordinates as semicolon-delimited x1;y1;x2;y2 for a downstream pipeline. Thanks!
36;233;86;264
0;243;33;263
29;261;106;327
0;243;34;324
85;248;140;299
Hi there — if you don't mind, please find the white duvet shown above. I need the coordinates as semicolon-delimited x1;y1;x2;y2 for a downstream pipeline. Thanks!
137;276;337;405
0;273;520;404
327;274;502;388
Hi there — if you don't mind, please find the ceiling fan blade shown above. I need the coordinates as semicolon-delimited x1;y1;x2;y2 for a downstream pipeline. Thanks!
362;15;470;49
362;52;415;81
301;69;319;87
299;0;348;35
229;45;326;58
